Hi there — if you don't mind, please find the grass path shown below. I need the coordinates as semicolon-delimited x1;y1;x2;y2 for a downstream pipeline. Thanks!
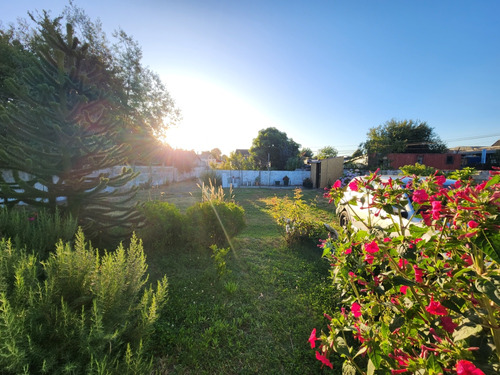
145;184;340;374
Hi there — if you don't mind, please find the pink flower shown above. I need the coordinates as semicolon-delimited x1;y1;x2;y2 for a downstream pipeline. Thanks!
456;360;485;375
468;220;479;229
426;297;448;316
315;351;333;369
412;189;429;204
383;237;392;243
398;258;409;270
413;265;424;283
435;175;446;186
345;247;352;254
333;180;342;189
348;271;357;278
400;285;409;295
351;302;362;318
440;316;458;333
308;328;318;348
364;241;380;254
348;180;359;191
431;201;442;220
364;253;374;264
461;254;473;266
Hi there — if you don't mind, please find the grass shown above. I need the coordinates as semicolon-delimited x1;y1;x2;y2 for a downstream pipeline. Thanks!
143;184;341;374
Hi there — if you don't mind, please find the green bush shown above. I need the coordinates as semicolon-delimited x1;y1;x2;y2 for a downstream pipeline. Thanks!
447;166;477;182
186;201;245;247
269;189;326;244
0;207;77;259
399;162;438;176
302;177;313;189
0;229;167;374
137;201;185;250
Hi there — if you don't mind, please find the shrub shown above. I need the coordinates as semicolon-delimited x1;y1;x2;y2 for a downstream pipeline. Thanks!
447;166;477;182
311;171;500;374
303;178;313;189
269;188;326;244
137;201;185;250
0;207;77;259
399;162;438;176
186;201;245;248
0;228;168;374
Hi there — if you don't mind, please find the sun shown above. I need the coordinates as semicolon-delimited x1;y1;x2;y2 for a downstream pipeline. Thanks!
158;74;272;155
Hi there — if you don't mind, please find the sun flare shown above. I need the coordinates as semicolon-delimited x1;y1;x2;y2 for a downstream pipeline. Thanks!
160;75;272;155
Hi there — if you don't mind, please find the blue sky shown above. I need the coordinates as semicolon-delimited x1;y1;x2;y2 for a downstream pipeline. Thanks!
2;0;499;155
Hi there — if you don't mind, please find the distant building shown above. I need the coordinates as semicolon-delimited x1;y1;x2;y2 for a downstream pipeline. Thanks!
448;140;500;168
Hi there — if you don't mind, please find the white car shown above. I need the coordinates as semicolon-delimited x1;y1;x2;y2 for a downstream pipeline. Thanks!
336;175;456;233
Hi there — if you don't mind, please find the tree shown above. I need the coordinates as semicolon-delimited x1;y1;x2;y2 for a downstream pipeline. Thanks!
0;12;166;241
363;119;447;167
210;148;222;160
315;146;338;160
249;127;300;170
217;151;254;170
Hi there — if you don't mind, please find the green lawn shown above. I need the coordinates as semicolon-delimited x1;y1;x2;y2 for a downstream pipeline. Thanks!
144;184;341;374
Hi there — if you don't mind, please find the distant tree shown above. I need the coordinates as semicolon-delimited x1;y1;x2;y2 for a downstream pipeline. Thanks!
249;127;300;170
217;151;254;170
362;119;447;167
300;147;314;159
210;148;222;160
316;146;338;160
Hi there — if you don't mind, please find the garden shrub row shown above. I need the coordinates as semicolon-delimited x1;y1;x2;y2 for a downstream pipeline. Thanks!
138;200;245;250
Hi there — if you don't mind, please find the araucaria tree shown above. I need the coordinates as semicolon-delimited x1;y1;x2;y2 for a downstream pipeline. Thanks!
363;119;447;167
0;9;178;240
249;127;300;170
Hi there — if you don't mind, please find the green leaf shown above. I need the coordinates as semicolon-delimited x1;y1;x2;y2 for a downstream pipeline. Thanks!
392;276;416;287
485;174;500;188
353;346;367;359
475;277;500;307
368;346;382;369
453;324;483;342
474;231;500;264
389;316;405;333
367;358;375;375
334;335;351;357
342;362;357;375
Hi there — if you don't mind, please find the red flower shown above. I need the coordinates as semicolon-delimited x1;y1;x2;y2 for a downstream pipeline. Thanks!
345;247;352;254
412;189;429;204
431;201;442;220
333;180;342;189
456;360;484;375
413;265;424;283
365;241;380;254
468;220;479;229
351;302;362;318
315;351;333;369
349;180;359;191
400;285;409;295
364;253;375;264
426;297;448;316
461;254;473;266
308;328;318;348
440;316;458;333
435;175;446;186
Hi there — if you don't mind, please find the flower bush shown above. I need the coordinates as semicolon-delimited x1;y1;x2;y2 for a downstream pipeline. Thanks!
311;169;500;374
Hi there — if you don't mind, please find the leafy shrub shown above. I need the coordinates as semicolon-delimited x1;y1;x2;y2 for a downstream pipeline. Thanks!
0;207;77;259
186;201;245;247
303;178;313;189
210;244;231;277
447;166;477;182
312;171;500;374
399;162;438;176
200;170;222;187
269;188;326;244
0;228;167;374
137;201;185;250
